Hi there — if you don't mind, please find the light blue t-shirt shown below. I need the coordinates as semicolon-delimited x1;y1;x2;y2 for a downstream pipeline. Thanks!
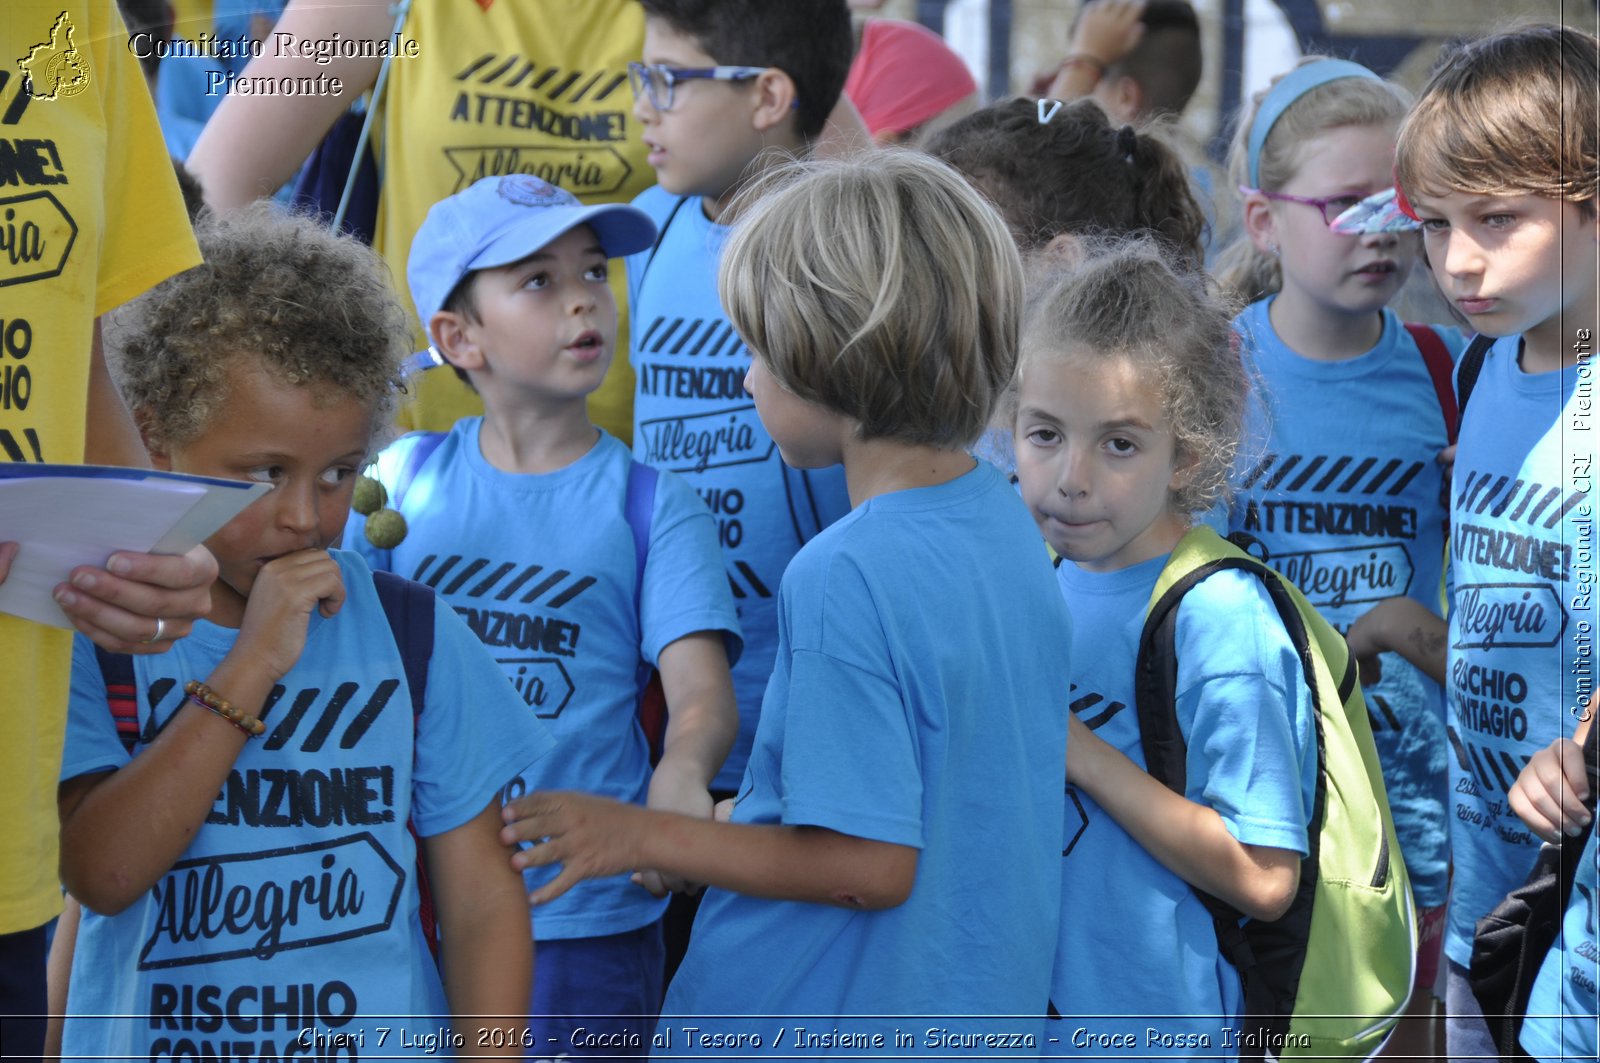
1231;300;1458;907
345;423;741;939
1445;335;1598;967
59;551;549;1059
1520;826;1599;1062
626;186;852;792
662;462;1071;1055
1049;552;1317;1058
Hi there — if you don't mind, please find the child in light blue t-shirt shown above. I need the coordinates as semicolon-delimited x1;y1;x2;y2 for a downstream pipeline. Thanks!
1217;61;1458;1020
1381;25;1600;1058
347;173;741;1054
57;205;548;1059
504;151;1073;1057
1011;237;1318;1059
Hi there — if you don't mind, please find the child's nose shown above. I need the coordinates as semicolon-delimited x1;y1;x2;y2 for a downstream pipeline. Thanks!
1057;449;1090;498
276;482;318;536
1442;231;1484;277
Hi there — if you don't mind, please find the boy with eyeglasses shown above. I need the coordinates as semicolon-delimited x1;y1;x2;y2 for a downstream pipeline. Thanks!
621;0;857;980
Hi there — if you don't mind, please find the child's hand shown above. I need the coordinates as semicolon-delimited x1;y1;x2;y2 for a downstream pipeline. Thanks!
502;791;648;905
636;762;712;897
1509;737;1592;844
52;544;218;654
1069;0;1146;68
232;549;345;681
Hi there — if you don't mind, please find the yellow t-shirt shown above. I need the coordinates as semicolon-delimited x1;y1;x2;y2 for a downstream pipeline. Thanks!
1;1;201;933
377;0;653;441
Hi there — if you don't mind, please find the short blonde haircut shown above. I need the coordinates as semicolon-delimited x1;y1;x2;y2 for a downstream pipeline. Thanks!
718;150;1022;449
1396;24;1598;214
119;204;409;449
1215;59;1410;303
1017;237;1245;517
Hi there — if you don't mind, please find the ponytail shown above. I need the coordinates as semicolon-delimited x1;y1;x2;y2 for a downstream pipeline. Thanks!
927;97;1206;266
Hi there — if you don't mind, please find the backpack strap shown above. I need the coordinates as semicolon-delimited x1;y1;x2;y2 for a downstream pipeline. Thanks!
371;568;439;959
97;646;141;753
637;196;690;292
1454;333;1495;428
1134;549;1329;1060
372;569;434;718
624;460;667;762
1405;324;1460;445
389;431;447;513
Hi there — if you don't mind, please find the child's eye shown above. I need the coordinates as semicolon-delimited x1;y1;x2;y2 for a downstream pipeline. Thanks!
1419;218;1449;234
585;263;609;282
245;465;285;484
1024;426;1061;446
1482;213;1516;229
319;466;357;486
1106;437;1137;455
523;273;549;290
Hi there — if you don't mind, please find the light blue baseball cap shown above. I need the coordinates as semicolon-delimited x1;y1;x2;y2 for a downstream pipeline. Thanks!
406;173;657;333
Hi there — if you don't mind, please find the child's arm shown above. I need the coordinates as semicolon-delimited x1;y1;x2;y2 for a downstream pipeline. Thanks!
1066;714;1301;921
1509;701;1595;845
504;793;918;911
423;800;533;1057
57;550;345;913
637;632;737;895
1345;597;1447;686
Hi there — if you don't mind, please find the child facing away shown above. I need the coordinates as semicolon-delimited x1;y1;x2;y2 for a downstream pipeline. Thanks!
1373;24;1599;1058
1215;57;1455;1033
55;205;550;1058
502;151;1074;1053
925;95;1207;476
1010;237;1318;1055
343;172;742;1054
625;0;857;807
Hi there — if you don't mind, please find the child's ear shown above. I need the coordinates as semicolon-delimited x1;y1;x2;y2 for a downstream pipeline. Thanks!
751;67;798;134
134;408;172;470
1095;75;1144;126
428;311;486;374
1243;192;1279;256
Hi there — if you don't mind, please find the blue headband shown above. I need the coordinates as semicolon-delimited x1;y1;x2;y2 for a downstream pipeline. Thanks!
1247;59;1382;187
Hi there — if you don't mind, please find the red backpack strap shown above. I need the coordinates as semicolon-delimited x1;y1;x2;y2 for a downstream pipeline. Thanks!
1406;324;1459;444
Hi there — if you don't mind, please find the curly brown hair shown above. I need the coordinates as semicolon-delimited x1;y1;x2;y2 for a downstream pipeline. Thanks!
926;96;1206;267
1016;236;1245;517
119;203;409;449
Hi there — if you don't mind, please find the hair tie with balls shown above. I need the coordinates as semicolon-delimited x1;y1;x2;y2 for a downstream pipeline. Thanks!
353;473;409;548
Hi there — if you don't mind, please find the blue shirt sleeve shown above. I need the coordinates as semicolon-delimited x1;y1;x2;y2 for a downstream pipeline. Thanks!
640;468;743;667
1174;569;1317;855
410;596;556;837
770;553;925;849
60;635;132;782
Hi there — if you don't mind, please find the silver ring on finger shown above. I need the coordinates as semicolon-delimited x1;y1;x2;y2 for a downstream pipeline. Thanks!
142;617;168;644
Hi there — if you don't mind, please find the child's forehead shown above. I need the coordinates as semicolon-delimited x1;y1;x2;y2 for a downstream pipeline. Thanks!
641;16;719;64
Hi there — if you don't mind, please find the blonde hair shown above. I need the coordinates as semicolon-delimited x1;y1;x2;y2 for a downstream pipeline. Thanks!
119;203;408;449
1215;59;1410;303
1017;237;1245;517
1396;24;1598;214
719;150;1022;448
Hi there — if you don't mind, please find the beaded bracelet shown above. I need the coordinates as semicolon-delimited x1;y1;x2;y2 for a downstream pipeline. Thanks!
184;680;266;738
